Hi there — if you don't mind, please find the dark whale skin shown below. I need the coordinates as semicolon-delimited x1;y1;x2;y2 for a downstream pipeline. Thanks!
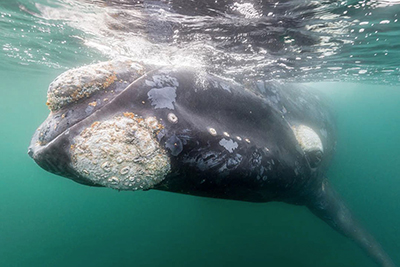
142;70;336;204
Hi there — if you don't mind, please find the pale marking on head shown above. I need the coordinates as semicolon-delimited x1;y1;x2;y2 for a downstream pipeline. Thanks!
292;125;323;152
70;113;170;191
219;138;238;153
147;87;177;110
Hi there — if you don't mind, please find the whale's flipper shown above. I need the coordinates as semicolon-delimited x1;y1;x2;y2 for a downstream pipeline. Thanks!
306;179;396;267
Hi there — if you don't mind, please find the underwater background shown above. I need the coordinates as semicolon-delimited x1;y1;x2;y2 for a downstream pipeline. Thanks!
0;1;399;266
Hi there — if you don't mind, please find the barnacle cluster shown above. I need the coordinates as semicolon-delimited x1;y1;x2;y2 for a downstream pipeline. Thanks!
70;113;170;190
46;59;145;111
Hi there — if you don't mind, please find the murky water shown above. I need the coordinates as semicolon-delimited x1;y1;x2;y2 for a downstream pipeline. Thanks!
0;1;399;266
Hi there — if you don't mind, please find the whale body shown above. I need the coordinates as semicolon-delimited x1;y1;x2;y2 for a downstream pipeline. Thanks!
28;59;395;267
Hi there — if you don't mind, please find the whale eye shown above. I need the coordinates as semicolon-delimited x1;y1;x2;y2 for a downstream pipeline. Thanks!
306;149;323;168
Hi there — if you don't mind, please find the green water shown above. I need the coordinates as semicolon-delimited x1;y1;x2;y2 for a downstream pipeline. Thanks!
1;0;400;267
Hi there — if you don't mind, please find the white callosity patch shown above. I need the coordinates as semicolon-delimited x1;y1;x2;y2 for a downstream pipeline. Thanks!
292;125;324;152
70;113;170;190
47;59;145;111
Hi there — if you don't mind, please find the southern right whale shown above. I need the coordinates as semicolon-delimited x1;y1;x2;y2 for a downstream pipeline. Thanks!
28;59;396;267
